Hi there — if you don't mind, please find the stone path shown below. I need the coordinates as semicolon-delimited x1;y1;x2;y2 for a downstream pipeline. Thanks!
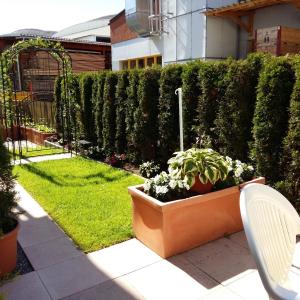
1;181;299;299
13;153;72;165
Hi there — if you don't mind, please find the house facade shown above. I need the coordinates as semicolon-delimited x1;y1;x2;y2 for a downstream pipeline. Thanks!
110;0;300;71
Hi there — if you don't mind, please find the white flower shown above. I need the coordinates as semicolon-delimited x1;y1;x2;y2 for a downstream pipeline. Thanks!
247;165;254;172
169;179;177;189
234;165;244;178
155;185;169;195
144;181;151;192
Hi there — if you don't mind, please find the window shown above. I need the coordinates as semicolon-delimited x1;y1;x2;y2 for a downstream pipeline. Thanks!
120;55;162;70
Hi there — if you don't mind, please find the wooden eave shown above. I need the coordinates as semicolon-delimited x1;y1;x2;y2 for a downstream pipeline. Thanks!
205;0;300;17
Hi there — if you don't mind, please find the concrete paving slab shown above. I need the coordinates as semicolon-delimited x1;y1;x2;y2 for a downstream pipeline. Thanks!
184;237;256;285
18;216;66;248
0;272;51;300
226;270;269;300
200;285;243;300
116;259;218;300
87;239;162;279
23;236;82;270
63;277;145;300
14;153;73;165
228;231;249;250
38;254;110;299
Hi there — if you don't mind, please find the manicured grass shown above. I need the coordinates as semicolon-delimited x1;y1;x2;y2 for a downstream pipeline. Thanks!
13;157;143;252
10;147;64;159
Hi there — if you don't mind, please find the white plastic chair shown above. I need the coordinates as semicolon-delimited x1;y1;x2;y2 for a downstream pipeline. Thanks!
240;184;300;300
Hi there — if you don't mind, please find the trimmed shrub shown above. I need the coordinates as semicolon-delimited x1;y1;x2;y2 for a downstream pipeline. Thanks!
0;134;17;235
133;67;161;162
80;73;96;143
181;61;203;148
196;61;229;150
252;57;295;183
125;69;140;161
69;74;81;140
93;72;107;148
102;71;118;155
280;57;300;209
115;70;129;154
215;55;264;161
158;64;183;163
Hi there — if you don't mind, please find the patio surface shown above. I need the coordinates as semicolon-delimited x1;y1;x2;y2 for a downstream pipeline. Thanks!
1;182;299;300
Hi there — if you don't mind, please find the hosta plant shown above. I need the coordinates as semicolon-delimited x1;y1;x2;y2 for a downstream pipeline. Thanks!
167;148;229;186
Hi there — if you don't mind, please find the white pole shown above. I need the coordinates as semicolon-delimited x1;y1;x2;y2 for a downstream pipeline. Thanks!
175;88;184;151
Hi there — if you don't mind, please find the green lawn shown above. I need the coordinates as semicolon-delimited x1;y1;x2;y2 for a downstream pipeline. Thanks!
10;147;64;159
13;157;143;252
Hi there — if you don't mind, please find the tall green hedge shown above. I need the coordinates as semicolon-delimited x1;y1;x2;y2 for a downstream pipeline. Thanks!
158;64;183;163
115;70;129;154
69;74;81;140
252;57;295;183
133;68;161;162
80;73;96;143
215;55;264;161
196;61;228;149
125;69;140;161
93;72;107;148
102;71;118;155
182;61;203;148
281;57;300;209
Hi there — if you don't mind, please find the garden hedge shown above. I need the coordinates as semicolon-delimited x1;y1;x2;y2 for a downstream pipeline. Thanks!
133;67;161;162
197;61;228;150
125;69;140;161
102;71;118;155
115;70;129;154
54;76;62;134
158;64;183;163
80;73;96;143
252;57;295;183
281;57;300;209
182;61;203;148
93;72;107;148
215;54;264;161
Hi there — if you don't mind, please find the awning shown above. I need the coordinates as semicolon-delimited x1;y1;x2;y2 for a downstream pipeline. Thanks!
205;0;299;17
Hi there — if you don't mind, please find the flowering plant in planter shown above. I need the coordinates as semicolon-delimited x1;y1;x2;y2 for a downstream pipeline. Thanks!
143;148;255;202
139;161;161;179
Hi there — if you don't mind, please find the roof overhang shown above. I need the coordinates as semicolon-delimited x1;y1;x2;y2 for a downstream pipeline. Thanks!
205;0;300;17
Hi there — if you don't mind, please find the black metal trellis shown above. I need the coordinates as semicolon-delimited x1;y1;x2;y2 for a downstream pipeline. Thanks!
0;44;78;163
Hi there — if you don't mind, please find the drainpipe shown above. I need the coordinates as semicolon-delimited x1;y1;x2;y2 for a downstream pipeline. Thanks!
236;0;241;59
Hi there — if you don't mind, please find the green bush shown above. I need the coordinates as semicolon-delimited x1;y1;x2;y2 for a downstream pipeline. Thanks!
115;70;129;154
80;73;96;143
215;55;264;161
0;134;17;235
102;71;118;155
196;61;229;150
133;67;161;162
158;64;183;163
182;61;203;148
252;57;295;183
93;72;107;148
69;74;81;140
280;57;300;209
125;69;140;161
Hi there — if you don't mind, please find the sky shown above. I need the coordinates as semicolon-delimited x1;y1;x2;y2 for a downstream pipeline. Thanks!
0;0;125;35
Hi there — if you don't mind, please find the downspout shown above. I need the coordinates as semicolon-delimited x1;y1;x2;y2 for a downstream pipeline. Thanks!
236;0;241;59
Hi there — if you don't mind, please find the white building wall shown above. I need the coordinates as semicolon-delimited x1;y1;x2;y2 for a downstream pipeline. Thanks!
111;0;238;70
239;4;300;58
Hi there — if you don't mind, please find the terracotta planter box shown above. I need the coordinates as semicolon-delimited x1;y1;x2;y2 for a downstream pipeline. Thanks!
128;177;265;258
1;126;56;145
0;221;19;277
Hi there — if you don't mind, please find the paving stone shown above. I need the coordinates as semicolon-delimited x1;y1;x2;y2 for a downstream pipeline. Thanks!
23;236;82;270
38;254;110;299
0;272;51;300
200;285;243;300
18;216;65;248
87;239;162;279
184;237;256;285
228;231;249;250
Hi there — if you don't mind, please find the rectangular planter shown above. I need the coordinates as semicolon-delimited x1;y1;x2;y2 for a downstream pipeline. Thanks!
128;177;265;258
1;126;56;145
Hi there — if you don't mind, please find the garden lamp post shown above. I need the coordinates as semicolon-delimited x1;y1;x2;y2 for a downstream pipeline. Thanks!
175;87;184;151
